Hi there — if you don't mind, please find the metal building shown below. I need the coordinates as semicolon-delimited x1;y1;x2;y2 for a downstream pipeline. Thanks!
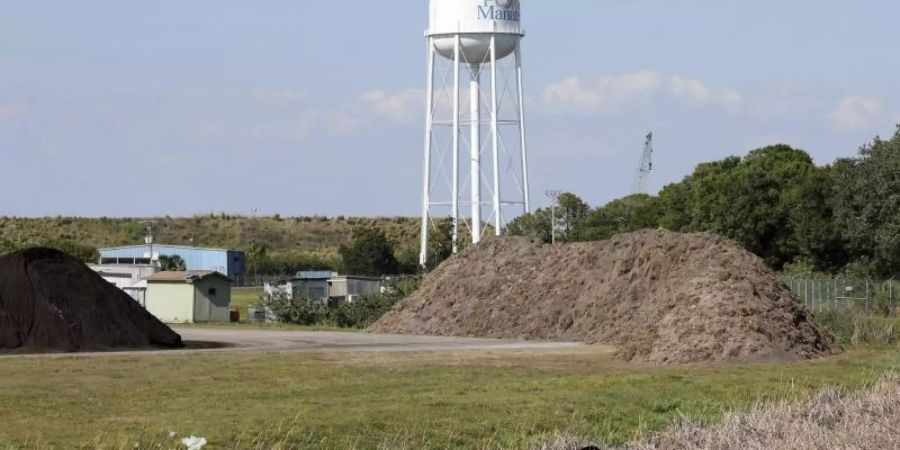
88;263;157;306
98;245;246;285
264;271;383;306
145;271;232;323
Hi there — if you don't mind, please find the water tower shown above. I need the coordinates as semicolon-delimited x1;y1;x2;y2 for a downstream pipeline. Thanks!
420;0;531;266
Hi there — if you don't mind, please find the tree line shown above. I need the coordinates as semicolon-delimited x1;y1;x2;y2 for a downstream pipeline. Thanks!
508;127;900;278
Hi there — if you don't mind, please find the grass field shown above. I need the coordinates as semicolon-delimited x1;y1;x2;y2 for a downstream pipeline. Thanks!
0;344;898;449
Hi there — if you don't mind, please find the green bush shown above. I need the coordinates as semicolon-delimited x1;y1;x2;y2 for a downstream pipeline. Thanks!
261;278;420;328
333;278;420;329
261;291;333;326
333;294;396;329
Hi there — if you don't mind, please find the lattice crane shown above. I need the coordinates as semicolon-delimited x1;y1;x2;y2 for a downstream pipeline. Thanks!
632;132;654;195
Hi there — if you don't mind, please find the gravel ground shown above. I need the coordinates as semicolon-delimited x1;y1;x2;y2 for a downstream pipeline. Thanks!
0;327;584;359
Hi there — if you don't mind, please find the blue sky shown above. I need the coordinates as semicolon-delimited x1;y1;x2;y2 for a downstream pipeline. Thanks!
1;1;898;217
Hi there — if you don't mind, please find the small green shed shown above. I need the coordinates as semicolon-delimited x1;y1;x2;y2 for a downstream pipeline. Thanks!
145;271;232;323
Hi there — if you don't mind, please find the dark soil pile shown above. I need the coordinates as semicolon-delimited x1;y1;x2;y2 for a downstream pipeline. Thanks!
0;248;183;353
371;230;829;364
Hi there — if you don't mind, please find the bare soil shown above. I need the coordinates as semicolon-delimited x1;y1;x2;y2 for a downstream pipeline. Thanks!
371;230;829;364
0;247;183;353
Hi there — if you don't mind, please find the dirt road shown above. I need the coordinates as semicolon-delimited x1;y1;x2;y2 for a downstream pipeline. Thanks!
1;327;583;358
176;327;582;353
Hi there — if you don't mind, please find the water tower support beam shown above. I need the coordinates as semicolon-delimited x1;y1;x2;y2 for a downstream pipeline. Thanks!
470;63;482;244
490;36;502;235
451;35;460;254
419;38;436;267
515;39;531;214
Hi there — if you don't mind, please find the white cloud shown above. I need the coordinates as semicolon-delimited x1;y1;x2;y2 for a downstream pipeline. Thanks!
829;96;885;131
540;70;662;114
668;76;743;111
358;89;424;125
539;71;743;115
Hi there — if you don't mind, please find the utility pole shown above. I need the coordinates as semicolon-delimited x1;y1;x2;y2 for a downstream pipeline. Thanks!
144;221;156;268
545;189;562;244
633;132;654;195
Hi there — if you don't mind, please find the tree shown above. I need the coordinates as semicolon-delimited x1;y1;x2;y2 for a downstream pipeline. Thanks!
656;180;693;232
246;239;268;284
159;255;187;271
579;194;661;241
785;165;848;271
832;127;900;277
339;228;400;276
425;217;454;271
46;241;99;264
394;218;455;273
658;145;827;269
506;209;552;243
555;193;591;242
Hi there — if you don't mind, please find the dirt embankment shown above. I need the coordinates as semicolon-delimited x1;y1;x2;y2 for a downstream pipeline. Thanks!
0;248;183;353
372;230;828;364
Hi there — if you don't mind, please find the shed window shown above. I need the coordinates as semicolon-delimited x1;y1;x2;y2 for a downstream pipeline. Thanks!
208;288;217;296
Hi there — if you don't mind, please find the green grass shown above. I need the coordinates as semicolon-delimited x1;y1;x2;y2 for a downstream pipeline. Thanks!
814;311;900;347
231;287;263;323
0;345;898;449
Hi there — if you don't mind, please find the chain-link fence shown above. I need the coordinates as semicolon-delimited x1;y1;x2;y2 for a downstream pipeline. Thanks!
784;278;899;316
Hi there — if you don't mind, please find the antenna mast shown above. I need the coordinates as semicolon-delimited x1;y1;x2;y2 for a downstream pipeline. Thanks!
633;132;654;195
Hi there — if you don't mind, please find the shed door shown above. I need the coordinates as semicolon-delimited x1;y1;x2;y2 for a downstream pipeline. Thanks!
193;279;230;322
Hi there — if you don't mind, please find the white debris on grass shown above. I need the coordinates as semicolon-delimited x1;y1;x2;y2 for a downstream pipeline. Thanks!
182;435;207;450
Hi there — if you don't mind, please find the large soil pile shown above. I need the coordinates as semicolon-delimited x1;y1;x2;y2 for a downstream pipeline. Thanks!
372;230;828;364
0;248;183;353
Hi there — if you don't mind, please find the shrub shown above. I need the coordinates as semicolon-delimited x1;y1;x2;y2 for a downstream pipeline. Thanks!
333;278;419;329
260;278;420;328
261;290;333;326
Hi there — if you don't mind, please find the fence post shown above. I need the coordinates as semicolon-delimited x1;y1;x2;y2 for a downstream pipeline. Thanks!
865;279;870;316
888;277;894;316
835;279;839;311
813;279;818;312
804;279;809;309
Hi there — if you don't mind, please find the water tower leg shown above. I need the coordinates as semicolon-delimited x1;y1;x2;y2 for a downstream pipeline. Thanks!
420;39;436;267
490;36;502;235
470;64;482;244
451;35;460;254
515;41;531;214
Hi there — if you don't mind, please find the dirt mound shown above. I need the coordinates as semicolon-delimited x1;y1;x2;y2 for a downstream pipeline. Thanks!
0;248;183;353
371;230;828;364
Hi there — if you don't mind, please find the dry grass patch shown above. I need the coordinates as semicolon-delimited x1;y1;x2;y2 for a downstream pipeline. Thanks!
627;374;900;450
542;373;900;449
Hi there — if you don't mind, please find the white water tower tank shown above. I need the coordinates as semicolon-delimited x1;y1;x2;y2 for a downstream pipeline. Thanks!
428;0;523;62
